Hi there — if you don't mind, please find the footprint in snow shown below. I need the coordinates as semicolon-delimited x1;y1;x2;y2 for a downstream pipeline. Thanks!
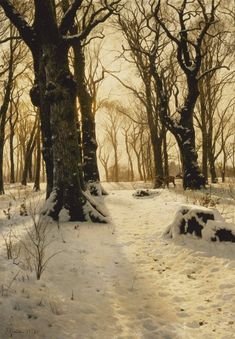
142;319;158;331
219;283;234;289
172;296;187;302
158;292;170;297
186;321;201;328
137;312;150;320
177;312;190;318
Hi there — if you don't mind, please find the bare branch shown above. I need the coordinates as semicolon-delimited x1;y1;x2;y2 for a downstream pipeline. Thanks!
0;35;21;44
198;65;230;81
59;0;84;35
0;0;35;48
65;0;122;43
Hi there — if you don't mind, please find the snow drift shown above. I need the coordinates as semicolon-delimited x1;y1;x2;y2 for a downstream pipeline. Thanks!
164;205;235;242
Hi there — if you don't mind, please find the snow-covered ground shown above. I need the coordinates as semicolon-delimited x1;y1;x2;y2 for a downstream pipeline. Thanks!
0;182;235;339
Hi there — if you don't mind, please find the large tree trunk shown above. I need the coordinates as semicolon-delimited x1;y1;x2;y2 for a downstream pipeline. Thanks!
145;84;164;186
176;77;206;189
30;55;54;199
60;0;102;195
178;126;205;189
73;41;102;195
39;39;106;221
151;62;205;189
42;44;85;220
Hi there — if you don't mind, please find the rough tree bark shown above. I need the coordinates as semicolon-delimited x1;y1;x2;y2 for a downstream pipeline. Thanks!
156;71;205;189
195;77;209;183
30;52;54;198
145;83;164;185
73;42;101;195
60;0;117;196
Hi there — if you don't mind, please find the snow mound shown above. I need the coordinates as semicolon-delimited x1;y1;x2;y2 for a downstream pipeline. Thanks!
164;205;235;243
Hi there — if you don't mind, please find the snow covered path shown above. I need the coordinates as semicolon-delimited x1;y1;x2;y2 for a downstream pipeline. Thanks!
0;184;235;338
104;188;235;339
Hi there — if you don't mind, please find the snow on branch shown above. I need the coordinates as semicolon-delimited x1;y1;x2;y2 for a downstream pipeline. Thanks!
0;0;35;48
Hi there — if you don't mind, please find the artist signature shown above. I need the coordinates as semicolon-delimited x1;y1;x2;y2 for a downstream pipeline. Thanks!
5;327;37;336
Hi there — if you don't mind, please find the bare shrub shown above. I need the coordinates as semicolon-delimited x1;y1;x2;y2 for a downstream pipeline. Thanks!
19;213;60;280
2;227;14;259
6;186;31;201
197;193;220;208
228;178;235;200
19;199;28;216
3;202;12;220
185;190;219;208
12;197;61;280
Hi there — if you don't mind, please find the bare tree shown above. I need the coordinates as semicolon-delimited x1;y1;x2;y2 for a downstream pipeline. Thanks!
21;113;37;186
33;120;41;191
102;101;121;182
8;86;21;183
152;0;225;189
195;13;234;183
218;108;234;182
98;141;110;182
61;0;121;196
116;3;165;187
121;121;135;181
0;22;20;194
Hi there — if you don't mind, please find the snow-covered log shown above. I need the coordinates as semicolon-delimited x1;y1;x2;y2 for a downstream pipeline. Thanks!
164;205;235;243
133;189;151;197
